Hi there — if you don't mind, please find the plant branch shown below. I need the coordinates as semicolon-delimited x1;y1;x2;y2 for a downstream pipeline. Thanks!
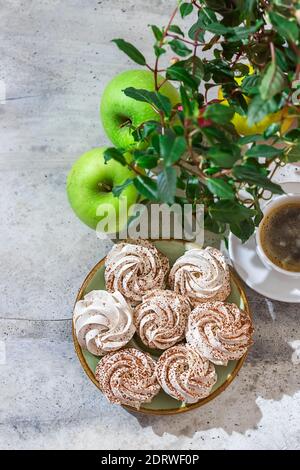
166;33;202;46
154;5;179;90
127;163;145;177
191;0;202;10
192;30;200;76
177;159;206;181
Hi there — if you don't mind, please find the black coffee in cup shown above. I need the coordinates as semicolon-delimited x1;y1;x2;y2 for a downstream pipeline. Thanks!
260;202;300;272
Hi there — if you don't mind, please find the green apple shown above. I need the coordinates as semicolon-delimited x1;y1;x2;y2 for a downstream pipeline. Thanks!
67;147;138;232
100;69;180;149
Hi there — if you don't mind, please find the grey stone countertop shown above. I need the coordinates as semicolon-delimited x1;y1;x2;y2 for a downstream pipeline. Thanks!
1;0;300;450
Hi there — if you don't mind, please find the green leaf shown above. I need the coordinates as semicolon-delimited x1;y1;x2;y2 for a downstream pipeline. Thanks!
112;39;146;66
199;7;217;24
188;9;217;40
177;177;186;191
169;25;185;37
208;61;232;80
123;88;172;116
112;178;133;197
204;104;235;124
231;97;248;117
275;48;289;72
169;39;192;57
247;95;279;126
180;85;193;116
239;158;268;174
230;219;255;243
259;62;285;101
166;64;200;90
240;0;257;16
151;25;163;41
133;152;158;169
286;145;300;163
228;20;264;42
104;148;126;166
180;2;193;18
238;134;262;145
245;144;284;159
186;176;200;201
204;166;221;175
284;46;297;63
205;23;232;35
206;145;241;168
206;178;235;200
201;126;231;145
140;121;160;139
254;203;264;225
188;20;205;41
173;125;185;136
241;75;260;95
269;12;299;44
159;134;187;166
263;123;281;139
233;165;284;194
190;56;205;80
175;57;204;80
151;134;160;154
154;45;166;57
202;19;263;44
284;129;300;142
209;200;256;224
157;167;177;204
133;175;158;201
204;214;226;235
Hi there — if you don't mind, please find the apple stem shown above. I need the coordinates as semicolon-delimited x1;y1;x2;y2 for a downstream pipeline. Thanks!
119;119;132;129
98;182;112;193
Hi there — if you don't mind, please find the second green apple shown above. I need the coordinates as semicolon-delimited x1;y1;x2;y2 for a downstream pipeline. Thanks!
100;69;180;149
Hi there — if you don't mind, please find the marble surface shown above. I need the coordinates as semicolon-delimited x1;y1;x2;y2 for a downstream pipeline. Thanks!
1;0;300;450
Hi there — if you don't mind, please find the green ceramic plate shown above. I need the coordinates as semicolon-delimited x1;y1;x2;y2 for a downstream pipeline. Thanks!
73;240;251;415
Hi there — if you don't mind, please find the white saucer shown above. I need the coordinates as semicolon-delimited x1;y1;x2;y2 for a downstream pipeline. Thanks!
228;182;300;303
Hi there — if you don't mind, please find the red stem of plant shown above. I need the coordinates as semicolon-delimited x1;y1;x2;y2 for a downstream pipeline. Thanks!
154;5;179;90
192;30;200;76
166;33;201;46
157;78;168;91
191;0;201;10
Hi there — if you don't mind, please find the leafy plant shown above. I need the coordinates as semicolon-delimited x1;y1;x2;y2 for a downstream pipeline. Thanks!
106;0;300;242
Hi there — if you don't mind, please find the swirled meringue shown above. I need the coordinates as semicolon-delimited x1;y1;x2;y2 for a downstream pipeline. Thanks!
95;348;161;409
105;239;169;305
186;301;253;365
73;290;135;355
169;247;231;306
134;290;190;350
156;344;217;403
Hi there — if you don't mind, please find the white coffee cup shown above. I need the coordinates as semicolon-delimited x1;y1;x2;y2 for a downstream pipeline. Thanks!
256;193;300;277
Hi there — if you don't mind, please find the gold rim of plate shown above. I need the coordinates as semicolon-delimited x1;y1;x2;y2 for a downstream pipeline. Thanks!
72;240;251;416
